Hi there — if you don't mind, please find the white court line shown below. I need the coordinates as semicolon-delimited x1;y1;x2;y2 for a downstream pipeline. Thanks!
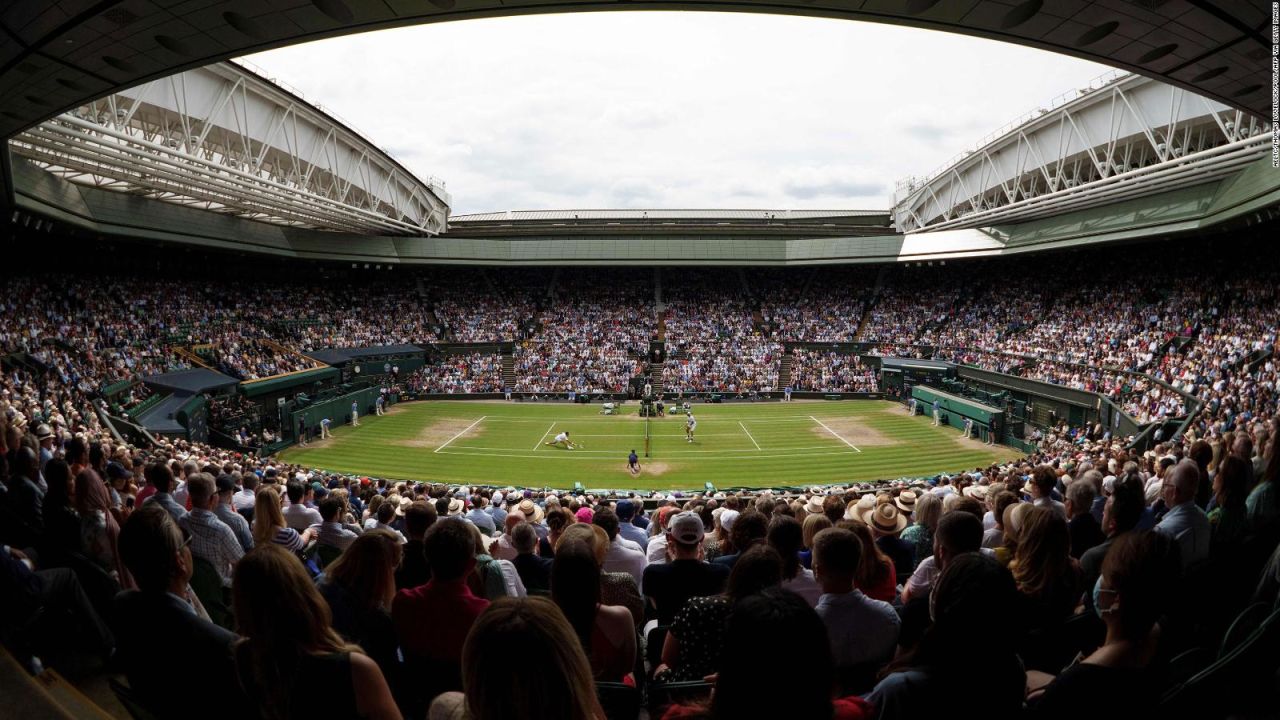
458;415;838;423
810;416;861;453
532;422;557;450
438;447;861;460
434;416;486;453
447;444;842;455
739;421;762;451
568;432;742;437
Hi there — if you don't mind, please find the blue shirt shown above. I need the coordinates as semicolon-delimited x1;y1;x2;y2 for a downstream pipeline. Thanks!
1155;501;1211;570
629;451;639;465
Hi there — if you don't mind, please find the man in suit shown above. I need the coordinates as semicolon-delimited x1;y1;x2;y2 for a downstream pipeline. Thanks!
4;447;44;536
114;505;247;719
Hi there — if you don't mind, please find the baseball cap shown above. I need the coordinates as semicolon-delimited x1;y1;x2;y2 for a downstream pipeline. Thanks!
719;509;741;532
615;499;635;520
215;474;237;494
105;462;132;481
668;512;705;544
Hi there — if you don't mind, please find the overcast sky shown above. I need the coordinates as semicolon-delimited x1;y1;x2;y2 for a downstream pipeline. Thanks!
242;12;1111;215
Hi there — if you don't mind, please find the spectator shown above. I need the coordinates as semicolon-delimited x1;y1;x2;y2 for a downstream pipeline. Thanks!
863;500;915;583
1029;531;1178;719
252;486;316;555
141;462;187;522
283;480;323;531
393;519;490;666
900;492;940;567
557;523;644;632
510;521;551;595
214;474;254;552
1246;433;1279;533
1208;454;1251;549
654;545;783;682
1065;480;1104;559
1010;506;1081;628
901;510;983;605
428;597;606;720
38;459;80;567
113;505;245;719
396;500;437;590
615;499;650;550
799;512;833;570
551;538;636;681
75;467;133;588
768;514;822;606
179;472;244;587
1154;459;1211;571
865;554;1023;720
317;529;402;683
983;491;1018;550
317;496;360;553
1080;475;1146;614
643;511;730;627
1026;466;1067;517
665;588;873;719
4;447;43;534
812;528;900;680
596;507;646;590
995;502;1031;567
233;545;401;720
711;509;767;570
845;519;898;603
465;495;497;537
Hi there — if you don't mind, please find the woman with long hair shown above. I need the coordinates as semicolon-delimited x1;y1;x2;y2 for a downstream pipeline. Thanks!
40;458;81;566
317;529;403;681
556;522;644;628
995;501;1031;567
866;554;1023;719
767;514;822;606
429;597;605;720
663;588;872;719
845;519;897;603
551;538;635;681
1246;421;1280;533
655;544;783;682
1029;531;1178;718
74;467;133;589
900;492;941;564
799;513;833;570
1009;506;1081;628
1209;454;1251;547
233;544;401;720
252;485;316;552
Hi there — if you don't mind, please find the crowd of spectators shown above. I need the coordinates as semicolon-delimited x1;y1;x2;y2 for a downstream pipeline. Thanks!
4;396;1278;718
407;354;504;394
664;270;780;393
756;267;873;342
791;350;879;393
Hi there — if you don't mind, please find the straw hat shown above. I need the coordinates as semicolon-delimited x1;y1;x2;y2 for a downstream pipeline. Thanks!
862;502;908;535
845;494;875;520
804;495;825;515
517;499;545;524
894;490;918;514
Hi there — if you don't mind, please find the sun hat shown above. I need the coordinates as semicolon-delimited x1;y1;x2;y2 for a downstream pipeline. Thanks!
517;499;544;524
668;511;705;544
895;490;918;514
963;485;990;501
804;495;825;515
719;509;740;532
862;502;908;535
35;424;55;441
447;498;464;516
846;494;876;520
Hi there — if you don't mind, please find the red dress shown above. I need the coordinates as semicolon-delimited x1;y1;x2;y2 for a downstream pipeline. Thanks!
857;559;898;603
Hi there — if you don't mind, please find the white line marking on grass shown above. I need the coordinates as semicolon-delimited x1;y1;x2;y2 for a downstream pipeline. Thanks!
434;416;486;453
739;421;762;451
810;416;861;453
533;422;556;450
437;448;861;460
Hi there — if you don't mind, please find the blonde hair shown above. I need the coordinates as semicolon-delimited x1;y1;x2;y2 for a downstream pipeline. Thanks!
801;513;833;550
251;487;285;546
323;529;402;611
913;492;942;531
1009;506;1070;599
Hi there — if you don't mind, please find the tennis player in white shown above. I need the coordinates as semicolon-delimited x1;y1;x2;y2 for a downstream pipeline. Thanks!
685;413;697;443
545;430;579;450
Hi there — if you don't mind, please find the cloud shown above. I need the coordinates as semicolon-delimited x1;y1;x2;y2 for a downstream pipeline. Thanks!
242;12;1112;214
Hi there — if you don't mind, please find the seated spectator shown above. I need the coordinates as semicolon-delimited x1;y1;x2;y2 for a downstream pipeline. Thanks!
654;545;783;682
539;507;571;558
511;521;551;595
768;514;822;606
1208;454;1251;548
113;505;245;719
643;511;730;627
283;480;323;531
74;467;132;588
812;528;900;680
863;500;914;583
317;496;360;553
214;474;254;552
465;496;497;537
1028;531;1178;719
1066;479;1104;559
1026;466;1067;517
982;491;1018;550
551;538;636;681
37;459;80;567
429;597;606;720
1247;430;1279;533
901;510;983;604
179;472;244;587
845;519;898;603
665;588;873;719
1010;506;1082;629
396;500;436;591
233;544;401;720
253;486;317;555
141;462;187;522
317;529;402;683
596;507;646;590
1080;475;1145;614
899;492;940;568
711;509;767;570
489;512;524;562
1154;459;1211;572
615;499;650;551
865;554;1023;720
995;502;1031;567
393;519;489;665
466;523;525;599
4;447;43;535
799;513;833;569
557;523;644;631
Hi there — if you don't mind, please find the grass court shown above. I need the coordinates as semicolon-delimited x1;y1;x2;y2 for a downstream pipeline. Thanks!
278;399;1023;490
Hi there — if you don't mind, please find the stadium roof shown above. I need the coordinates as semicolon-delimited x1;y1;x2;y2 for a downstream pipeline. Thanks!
450;209;884;222
0;0;1268;146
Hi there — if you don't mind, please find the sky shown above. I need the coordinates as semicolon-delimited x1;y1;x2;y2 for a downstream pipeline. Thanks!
241;12;1112;215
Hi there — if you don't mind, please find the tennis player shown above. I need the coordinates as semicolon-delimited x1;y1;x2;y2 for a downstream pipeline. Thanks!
685;413;697;443
545;430;579;450
628;449;641;475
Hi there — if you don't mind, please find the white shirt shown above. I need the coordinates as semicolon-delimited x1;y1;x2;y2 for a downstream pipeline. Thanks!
646;534;669;565
782;568;823;607
815;590;901;668
554;432;569;443
603;537;647;592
